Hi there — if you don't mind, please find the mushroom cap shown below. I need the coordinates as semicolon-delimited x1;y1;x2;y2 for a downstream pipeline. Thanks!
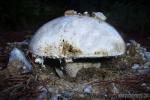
29;15;126;58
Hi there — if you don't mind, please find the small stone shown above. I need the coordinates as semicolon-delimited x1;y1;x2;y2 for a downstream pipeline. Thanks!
83;11;89;16
50;95;58;100
143;65;150;73
144;52;150;61
141;83;146;87
7;48;32;74
36;86;48;100
132;64;140;70
61;90;74;98
145;62;150;67
92;12;107;21
83;85;92;95
64;10;77;16
137;65;150;74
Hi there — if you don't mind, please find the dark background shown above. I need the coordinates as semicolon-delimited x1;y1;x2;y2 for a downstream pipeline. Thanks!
0;0;150;37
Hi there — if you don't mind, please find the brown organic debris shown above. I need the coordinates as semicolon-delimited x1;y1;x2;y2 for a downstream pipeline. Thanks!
61;40;82;56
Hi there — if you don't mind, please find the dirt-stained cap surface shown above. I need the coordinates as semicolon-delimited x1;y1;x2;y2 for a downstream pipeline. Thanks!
29;14;126;58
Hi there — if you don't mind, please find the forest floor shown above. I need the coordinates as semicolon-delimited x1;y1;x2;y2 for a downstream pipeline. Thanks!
0;31;150;100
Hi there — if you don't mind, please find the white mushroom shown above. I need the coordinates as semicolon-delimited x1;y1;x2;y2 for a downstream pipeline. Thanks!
29;13;126;78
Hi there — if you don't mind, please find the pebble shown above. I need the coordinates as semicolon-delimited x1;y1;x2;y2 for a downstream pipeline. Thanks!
83;85;92;95
50;95;58;100
139;67;149;74
132;64;140;70
36;86;48;100
61;90;74;98
132;63;150;74
8;48;32;74
144;52;150;61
